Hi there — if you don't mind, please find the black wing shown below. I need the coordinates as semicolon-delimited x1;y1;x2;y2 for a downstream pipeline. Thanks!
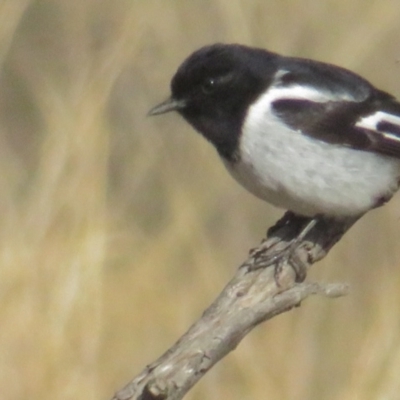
272;90;400;158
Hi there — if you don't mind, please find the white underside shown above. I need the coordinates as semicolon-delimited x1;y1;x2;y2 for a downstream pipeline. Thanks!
224;88;400;217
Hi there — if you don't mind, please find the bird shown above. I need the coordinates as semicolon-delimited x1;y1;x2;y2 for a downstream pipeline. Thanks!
148;43;400;271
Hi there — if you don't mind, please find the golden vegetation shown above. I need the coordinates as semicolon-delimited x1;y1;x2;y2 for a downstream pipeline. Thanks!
2;1;400;399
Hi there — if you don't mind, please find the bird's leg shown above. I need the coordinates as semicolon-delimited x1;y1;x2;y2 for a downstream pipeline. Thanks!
247;214;320;283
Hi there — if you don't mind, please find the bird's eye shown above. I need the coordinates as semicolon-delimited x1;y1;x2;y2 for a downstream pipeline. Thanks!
201;78;217;94
200;73;233;95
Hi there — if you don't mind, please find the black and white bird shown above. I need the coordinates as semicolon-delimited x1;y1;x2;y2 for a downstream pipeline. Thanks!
149;44;400;222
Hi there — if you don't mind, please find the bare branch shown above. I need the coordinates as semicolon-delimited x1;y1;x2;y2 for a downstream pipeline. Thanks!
111;212;359;400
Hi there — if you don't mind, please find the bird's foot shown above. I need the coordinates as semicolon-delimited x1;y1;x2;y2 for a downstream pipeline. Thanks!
245;217;318;284
248;240;308;283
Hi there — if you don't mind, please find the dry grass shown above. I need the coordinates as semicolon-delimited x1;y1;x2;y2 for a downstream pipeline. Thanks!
2;1;400;399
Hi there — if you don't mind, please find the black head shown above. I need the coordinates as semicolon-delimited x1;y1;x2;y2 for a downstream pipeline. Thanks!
149;44;278;160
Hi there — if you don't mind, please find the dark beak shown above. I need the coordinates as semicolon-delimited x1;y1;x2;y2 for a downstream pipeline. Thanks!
148;97;186;116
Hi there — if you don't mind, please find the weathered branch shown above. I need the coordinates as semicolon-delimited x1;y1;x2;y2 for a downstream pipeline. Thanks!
111;212;359;400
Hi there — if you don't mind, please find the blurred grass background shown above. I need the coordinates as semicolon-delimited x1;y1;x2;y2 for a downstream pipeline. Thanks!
2;1;400;399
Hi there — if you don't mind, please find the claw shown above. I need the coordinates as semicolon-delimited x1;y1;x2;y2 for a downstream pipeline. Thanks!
246;216;319;283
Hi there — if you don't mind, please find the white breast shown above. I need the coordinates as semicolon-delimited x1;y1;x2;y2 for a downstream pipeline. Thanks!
223;89;400;217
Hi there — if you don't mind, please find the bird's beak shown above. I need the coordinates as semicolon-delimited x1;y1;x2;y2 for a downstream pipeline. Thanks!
148;97;186;116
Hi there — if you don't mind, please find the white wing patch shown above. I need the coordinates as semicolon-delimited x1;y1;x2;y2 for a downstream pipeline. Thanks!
381;132;400;143
267;70;360;104
265;85;333;103
356;111;400;129
356;111;400;142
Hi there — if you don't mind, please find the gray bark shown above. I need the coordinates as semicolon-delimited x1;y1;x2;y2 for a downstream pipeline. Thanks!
111;212;358;400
